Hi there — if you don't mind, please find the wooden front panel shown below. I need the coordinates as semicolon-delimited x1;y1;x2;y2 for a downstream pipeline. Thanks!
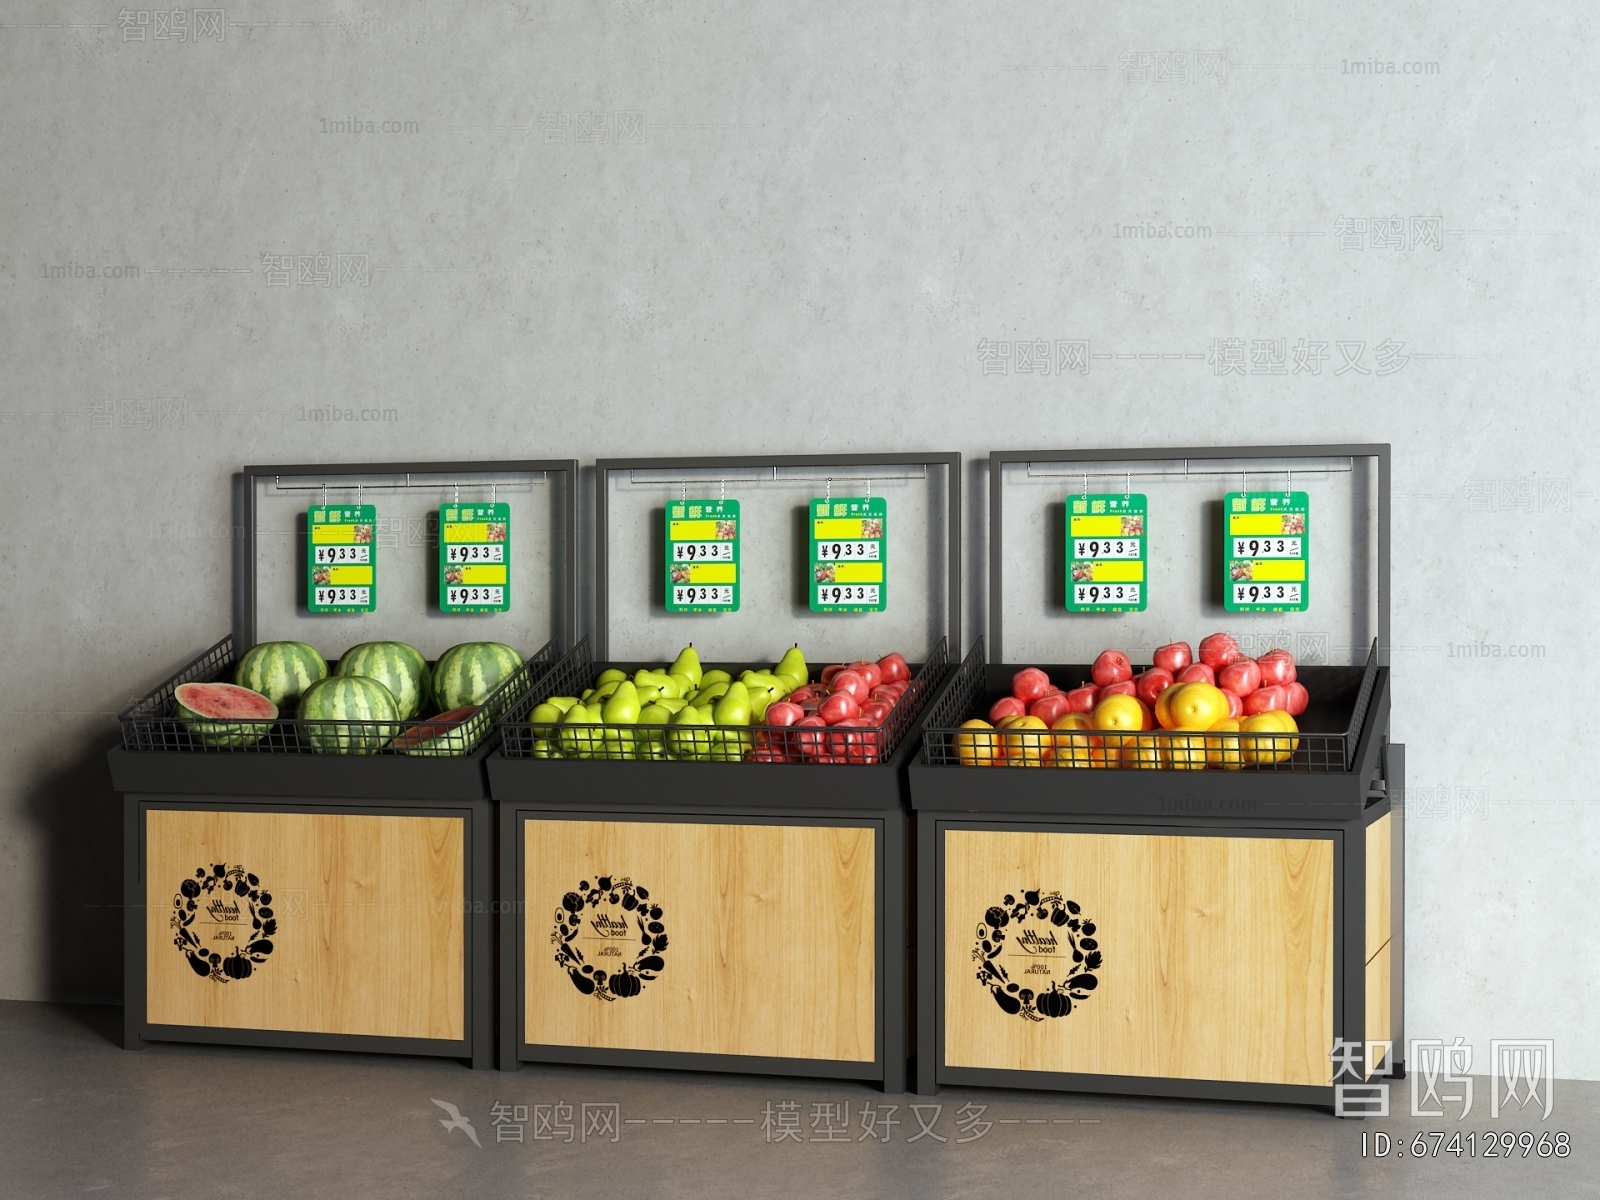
1365;812;1392;961
1366;940;1392;1071
943;829;1334;1086
146;809;465;1040
524;819;876;1063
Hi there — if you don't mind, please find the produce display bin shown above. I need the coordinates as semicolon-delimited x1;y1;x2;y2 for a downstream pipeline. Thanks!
909;445;1401;1109
109;460;577;1069
490;453;961;1090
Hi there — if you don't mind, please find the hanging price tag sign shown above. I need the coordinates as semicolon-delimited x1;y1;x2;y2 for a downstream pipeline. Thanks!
439;501;511;613
665;498;740;612
1066;494;1147;612
308;503;377;613
1224;491;1310;612
809;496;887;613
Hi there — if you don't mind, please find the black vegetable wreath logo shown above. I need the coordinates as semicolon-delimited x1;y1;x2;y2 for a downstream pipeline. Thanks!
972;889;1101;1021
171;864;276;983
550;876;666;1001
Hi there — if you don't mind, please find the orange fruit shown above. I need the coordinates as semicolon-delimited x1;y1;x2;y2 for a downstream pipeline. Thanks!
1001;714;1050;766
1092;694;1144;743
1164;733;1208;770
1205;716;1243;770
1165;682;1229;731
1155;685;1179;729
1121;733;1162;769
1049;712;1094;767
1240;711;1297;764
954;718;999;767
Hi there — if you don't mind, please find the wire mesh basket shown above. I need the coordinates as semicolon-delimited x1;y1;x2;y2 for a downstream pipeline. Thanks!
500;636;950;765
920;639;1379;774
119;636;560;757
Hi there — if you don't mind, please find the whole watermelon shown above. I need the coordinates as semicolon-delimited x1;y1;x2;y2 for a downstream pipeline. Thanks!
174;682;278;748
235;641;329;710
297;675;399;755
432;642;524;712
336;641;430;720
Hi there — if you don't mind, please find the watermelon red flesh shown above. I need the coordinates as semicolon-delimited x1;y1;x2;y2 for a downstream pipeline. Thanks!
391;705;482;754
175;683;278;721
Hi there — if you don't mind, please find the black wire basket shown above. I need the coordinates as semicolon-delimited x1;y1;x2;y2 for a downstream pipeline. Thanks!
118;635;560;757
920;638;1379;774
499;636;950;765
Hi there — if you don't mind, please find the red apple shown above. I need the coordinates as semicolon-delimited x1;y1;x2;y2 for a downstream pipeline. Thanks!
1091;650;1133;687
1258;649;1297;686
1064;684;1099;713
1176;663;1215;685
1099;680;1137;699
794;715;828;757
1028;693;1073;725
1152;641;1193;673
989;695;1027;723
765;701;804;727
859;700;893;726
1198;632;1241;669
847;660;883;691
868;686;901;705
1217;658;1262;697
877;652;910;684
818;691;861;724
1284;681;1309;716
786;686;816;703
1134;667;1174;707
820;663;847;685
1243;684;1288;716
1224;688;1244;718
799;696;822;716
829;670;868;702
1011;667;1051;702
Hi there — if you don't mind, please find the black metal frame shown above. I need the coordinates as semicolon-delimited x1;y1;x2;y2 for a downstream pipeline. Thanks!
239;459;579;651
498;805;907;1089
123;795;494;1069
914;756;1403;1107
593;452;962;662
986;444;1390;665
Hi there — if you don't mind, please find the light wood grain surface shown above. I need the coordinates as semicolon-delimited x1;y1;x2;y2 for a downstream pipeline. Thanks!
146;809;464;1040
524;819;876;1062
943;829;1334;1086
1366;812;1392;962
1366;939;1392;1073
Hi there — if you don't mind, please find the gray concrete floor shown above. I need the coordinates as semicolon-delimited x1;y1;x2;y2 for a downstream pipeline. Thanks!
3;1001;1596;1200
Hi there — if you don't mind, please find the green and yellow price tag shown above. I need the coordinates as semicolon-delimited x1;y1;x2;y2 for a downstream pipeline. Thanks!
1066;494;1147;612
440;501;510;613
665;499;739;612
308;503;377;613
809;497;887;612
1224;491;1310;612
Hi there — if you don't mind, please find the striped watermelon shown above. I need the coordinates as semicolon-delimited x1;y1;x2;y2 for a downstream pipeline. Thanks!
432;642;524;712
297;675;399;755
336;641;430;720
174;682;278;748
235;641;328;710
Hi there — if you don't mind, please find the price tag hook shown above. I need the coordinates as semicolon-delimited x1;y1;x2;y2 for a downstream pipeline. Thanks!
866;477;872;501
492;481;498;507
1285;469;1292;498
1082;472;1088;500
825;476;831;502
321;483;328;508
1124;471;1131;499
720;478;725;503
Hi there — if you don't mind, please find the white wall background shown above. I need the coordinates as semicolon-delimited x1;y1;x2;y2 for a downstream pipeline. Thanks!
2;4;1595;1074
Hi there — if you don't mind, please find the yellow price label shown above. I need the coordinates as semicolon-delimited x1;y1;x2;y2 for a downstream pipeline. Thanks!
833;562;884;584
687;563;737;584
1084;560;1143;583
1229;513;1290;535
1246;560;1306;582
311;524;359;544
814;518;868;538
443;522;490;542
458;564;507;585
325;565;373;585
1070;515;1126;536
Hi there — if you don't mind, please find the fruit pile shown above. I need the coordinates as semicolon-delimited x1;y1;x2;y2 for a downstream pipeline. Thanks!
527;644;916;764
171;640;524;756
954;633;1304;770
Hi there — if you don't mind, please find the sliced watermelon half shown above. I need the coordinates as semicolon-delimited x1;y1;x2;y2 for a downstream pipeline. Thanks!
391;705;486;757
174;682;278;748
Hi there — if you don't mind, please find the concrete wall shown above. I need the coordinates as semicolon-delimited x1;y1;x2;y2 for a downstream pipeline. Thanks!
2;5;1594;1074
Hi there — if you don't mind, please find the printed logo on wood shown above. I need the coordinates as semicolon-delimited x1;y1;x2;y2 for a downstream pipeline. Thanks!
551;876;666;1000
972;889;1101;1020
171;864;277;982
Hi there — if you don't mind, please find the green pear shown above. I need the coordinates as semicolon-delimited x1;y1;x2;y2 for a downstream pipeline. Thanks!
637;703;672;756
713;681;752;727
545;696;580;714
530;701;565;725
531;738;556;759
666;672;693;697
749;689;777;722
774;673;802;695
601;725;637;760
636;684;662;706
693;681;730;705
602;681;641;725
700;669;732;688
666;703;712;760
668;645;703;687
597;668;629;686
632;668;657;687
580;688;594;702
592;680;622;703
776;644;809;687
656;697;688;714
559;702;601;758
654;674;685;700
